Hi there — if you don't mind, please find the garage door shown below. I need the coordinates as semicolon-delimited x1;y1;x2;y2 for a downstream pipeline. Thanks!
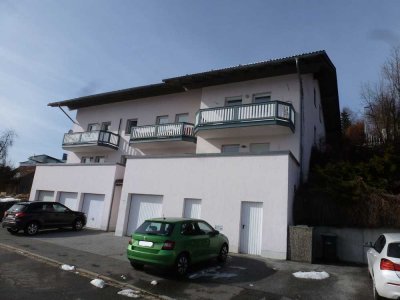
239;202;263;255
58;192;78;210
37;190;54;201
126;194;163;235
82;194;105;229
183;198;201;219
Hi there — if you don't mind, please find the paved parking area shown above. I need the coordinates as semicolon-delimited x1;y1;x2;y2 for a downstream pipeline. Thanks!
0;228;373;299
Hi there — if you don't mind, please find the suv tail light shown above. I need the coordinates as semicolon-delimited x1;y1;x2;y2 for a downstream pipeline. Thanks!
380;258;400;271
162;240;175;250
15;212;27;218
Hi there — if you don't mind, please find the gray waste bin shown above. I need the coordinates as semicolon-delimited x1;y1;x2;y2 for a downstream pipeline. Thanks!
321;233;337;262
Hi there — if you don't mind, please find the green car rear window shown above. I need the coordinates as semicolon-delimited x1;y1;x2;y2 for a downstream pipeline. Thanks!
388;243;400;258
135;221;175;236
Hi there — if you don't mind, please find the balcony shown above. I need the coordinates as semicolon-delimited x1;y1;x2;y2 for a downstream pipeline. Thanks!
194;101;295;139
130;122;196;151
62;130;120;152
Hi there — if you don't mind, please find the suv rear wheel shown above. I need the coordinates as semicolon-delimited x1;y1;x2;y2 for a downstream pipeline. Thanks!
72;219;84;231
24;222;39;236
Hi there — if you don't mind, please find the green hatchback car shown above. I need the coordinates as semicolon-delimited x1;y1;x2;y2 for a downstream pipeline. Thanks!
127;218;229;275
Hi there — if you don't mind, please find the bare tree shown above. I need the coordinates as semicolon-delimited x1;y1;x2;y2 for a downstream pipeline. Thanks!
362;46;400;143
0;129;16;165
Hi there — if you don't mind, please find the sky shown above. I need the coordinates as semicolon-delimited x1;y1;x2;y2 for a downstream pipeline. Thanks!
1;0;400;166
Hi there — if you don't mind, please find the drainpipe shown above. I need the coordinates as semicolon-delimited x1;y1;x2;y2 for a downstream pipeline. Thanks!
295;58;304;183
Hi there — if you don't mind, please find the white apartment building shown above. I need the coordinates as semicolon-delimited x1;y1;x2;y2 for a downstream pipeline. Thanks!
30;51;340;259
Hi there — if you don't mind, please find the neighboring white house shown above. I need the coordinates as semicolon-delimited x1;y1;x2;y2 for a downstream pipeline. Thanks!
30;51;340;259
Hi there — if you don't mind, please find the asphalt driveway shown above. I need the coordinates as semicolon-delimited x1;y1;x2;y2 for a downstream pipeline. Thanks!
0;228;373;299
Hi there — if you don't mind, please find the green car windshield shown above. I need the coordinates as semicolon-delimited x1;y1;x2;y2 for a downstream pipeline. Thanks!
135;221;175;236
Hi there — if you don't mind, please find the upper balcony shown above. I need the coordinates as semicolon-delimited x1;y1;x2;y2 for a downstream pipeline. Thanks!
194;101;295;139
62;130;120;152
130;122;196;150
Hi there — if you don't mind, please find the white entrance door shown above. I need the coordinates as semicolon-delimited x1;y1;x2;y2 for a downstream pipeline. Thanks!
37;190;54;201
240;202;263;255
82;194;105;229
183;198;201;219
126;194;163;235
58;192;78;210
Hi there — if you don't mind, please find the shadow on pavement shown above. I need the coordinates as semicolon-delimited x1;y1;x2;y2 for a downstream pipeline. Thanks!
136;254;276;284
9;228;104;238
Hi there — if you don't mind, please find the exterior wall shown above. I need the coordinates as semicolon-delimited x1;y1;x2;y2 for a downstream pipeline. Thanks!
30;164;125;231
197;75;301;160
115;153;300;259
313;227;400;264
66;89;202;164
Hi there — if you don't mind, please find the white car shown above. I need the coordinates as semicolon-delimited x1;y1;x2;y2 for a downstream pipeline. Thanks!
367;233;400;299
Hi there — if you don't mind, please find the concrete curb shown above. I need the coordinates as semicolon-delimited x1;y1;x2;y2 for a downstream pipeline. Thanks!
0;242;167;300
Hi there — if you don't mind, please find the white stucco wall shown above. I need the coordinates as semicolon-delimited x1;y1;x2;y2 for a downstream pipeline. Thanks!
30;164;125;231
66;89;202;164
115;153;300;259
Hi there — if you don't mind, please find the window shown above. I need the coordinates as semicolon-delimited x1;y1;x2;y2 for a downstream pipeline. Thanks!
250;143;270;154
175;113;189;123
253;93;271;104
181;222;197;236
95;156;105;163
53;203;69;213
388;243;400;258
101;122;111;131
374;235;386;253
197;221;214;235
125;119;138;135
225;96;242;106
81;156;94;164
87;123;100;131
135;221;174;236
156;115;169;125
221;144;240;153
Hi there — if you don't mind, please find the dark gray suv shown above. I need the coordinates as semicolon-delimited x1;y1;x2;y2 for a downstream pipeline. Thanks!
2;201;86;235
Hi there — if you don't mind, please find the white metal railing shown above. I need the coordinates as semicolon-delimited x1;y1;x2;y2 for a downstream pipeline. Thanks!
131;123;195;141
195;101;295;129
63;130;120;148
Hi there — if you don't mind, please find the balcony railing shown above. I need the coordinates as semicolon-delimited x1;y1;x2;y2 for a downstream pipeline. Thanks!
130;122;196;143
63;130;120;150
195;101;295;131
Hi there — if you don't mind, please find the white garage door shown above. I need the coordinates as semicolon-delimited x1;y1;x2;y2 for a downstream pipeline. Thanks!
37;190;54;201
82;193;105;229
183;198;201;219
240;202;263;255
58;192;78;210
126;194;163;235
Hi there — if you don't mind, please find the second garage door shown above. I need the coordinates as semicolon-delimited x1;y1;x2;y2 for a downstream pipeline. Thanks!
58;192;78;210
37;190;54;201
82;193;105;229
126;194;163;235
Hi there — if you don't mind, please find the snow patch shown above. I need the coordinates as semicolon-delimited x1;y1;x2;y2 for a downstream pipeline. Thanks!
189;266;238;279
0;197;18;202
90;278;106;288
292;271;330;280
117;289;140;298
120;275;127;280
60;264;75;271
151;280;158;285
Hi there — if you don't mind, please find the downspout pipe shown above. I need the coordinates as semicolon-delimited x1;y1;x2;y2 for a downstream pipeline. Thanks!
295;57;304;183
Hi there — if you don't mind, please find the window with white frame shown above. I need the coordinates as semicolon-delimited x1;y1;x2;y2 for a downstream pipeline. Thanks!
221;144;240;153
225;96;242;106
253;93;271;104
175;113;189;123
87;123;100;131
156;115;169;125
125;119;138;135
101;122;111;131
81;156;94;164
95;156;105;163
